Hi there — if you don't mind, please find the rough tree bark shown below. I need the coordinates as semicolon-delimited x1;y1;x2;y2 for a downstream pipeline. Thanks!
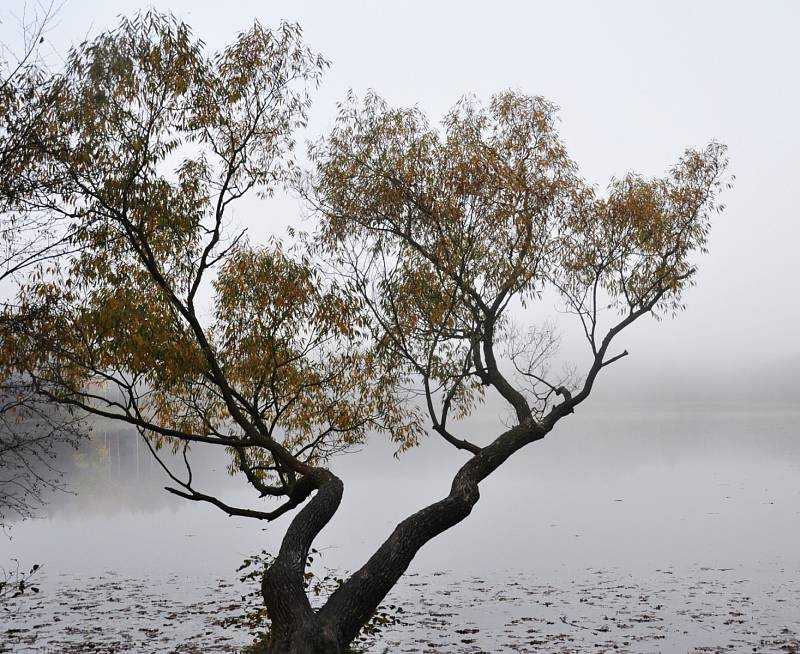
262;469;344;653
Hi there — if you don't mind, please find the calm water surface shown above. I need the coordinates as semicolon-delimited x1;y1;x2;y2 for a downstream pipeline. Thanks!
2;407;799;652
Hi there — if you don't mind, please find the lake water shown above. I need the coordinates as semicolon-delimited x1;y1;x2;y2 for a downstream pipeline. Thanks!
2;406;799;652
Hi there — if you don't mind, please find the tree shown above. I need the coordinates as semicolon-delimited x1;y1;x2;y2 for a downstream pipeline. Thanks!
0;0;84;529
1;0;68;283
0;12;729;653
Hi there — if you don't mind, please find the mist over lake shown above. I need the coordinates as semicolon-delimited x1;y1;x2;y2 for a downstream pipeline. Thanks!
2;0;800;652
5;403;799;651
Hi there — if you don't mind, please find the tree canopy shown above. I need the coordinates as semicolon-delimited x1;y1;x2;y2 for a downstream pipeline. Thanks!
0;11;729;653
311;91;727;432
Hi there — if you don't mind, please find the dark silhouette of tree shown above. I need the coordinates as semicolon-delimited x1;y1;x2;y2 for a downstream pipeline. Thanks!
0;12;729;652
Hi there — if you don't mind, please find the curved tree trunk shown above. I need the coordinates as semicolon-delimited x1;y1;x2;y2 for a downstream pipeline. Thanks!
321;419;549;647
261;419;555;652
262;468;343;654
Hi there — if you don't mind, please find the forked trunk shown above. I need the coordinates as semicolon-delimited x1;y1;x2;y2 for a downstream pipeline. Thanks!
260;419;551;653
261;469;343;653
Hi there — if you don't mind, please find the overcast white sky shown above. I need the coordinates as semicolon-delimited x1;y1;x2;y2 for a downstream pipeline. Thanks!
4;0;799;405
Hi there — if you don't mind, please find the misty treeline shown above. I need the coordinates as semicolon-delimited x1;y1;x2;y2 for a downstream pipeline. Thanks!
0;10;729;653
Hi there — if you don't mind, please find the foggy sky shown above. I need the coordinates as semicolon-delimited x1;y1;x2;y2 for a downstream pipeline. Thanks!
3;0;798;405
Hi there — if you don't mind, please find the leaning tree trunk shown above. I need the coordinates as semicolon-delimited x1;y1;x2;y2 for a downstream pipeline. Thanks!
261;469;344;654
261;417;555;653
